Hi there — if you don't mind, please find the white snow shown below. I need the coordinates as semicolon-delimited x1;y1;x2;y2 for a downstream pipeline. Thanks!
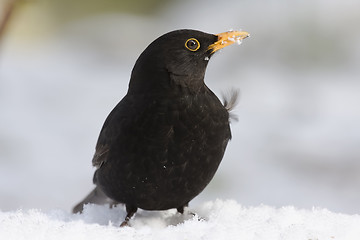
1;200;360;240
225;35;244;45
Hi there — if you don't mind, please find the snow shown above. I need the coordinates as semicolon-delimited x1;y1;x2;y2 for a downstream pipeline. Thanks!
1;200;360;240
226;34;246;45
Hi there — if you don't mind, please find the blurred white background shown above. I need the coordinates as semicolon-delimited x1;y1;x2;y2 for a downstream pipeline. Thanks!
0;0;359;214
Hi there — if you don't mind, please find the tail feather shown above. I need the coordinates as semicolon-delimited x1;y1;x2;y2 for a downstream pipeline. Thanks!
72;186;118;213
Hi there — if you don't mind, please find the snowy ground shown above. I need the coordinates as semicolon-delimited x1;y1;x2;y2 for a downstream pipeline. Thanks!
1;200;360;240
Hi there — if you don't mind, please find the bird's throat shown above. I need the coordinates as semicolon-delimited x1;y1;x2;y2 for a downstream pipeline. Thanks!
169;72;206;94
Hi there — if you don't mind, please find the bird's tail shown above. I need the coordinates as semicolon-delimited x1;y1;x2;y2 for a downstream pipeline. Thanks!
72;186;118;213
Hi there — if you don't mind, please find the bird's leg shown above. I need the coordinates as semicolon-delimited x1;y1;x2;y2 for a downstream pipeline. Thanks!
176;202;188;214
120;204;137;227
177;203;200;218
177;203;205;221
176;206;185;214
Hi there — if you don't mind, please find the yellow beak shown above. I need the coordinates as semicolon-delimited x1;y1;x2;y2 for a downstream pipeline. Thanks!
208;30;250;53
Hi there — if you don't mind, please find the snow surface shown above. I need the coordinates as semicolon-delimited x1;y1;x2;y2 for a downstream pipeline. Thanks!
1;200;360;240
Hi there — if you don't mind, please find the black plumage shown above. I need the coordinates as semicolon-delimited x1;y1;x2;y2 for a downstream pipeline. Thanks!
73;29;249;226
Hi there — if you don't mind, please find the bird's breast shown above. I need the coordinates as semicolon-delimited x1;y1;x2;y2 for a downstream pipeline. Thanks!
97;92;231;209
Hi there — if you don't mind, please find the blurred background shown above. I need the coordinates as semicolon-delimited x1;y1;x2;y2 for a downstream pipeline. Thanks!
0;0;359;214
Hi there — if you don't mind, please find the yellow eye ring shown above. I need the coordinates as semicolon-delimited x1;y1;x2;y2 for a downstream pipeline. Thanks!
185;38;200;51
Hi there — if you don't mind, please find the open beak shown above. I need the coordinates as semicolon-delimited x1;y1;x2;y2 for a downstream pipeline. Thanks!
208;30;250;53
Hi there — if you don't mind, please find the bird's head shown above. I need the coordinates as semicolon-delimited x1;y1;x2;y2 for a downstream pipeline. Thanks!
129;29;249;94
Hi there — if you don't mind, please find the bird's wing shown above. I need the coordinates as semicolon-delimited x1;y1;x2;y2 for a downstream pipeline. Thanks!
92;144;110;169
92;96;132;168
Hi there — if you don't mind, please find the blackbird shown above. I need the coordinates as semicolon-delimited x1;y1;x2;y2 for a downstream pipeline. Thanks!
73;29;249;226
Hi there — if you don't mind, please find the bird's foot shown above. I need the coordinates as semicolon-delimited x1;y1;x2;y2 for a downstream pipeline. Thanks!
177;205;205;221
189;211;205;221
119;204;137;227
120;217;131;227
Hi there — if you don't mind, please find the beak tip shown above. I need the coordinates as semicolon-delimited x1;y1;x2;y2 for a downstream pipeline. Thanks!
208;30;250;53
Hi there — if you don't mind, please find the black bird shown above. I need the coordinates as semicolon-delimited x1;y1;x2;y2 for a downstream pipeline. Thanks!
73;29;249;226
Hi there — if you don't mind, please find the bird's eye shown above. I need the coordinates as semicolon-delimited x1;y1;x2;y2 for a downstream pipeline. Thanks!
185;38;200;51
